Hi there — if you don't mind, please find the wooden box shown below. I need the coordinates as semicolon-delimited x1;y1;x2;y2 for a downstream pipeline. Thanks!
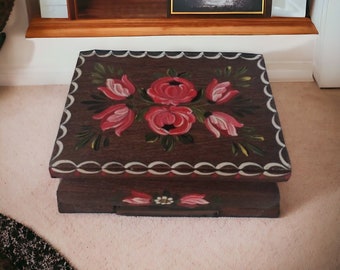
49;50;291;217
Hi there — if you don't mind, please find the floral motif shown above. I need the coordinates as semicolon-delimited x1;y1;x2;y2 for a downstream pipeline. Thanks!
92;104;135;136
122;191;209;208
98;75;135;100
204;112;244;138
122;190;152;206
205;78;240;104
145;106;196;136
179;194;210;208
147;77;197;105
78;65;264;156
154;196;174;205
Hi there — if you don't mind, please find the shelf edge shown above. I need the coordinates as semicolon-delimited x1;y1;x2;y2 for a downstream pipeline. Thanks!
26;17;318;38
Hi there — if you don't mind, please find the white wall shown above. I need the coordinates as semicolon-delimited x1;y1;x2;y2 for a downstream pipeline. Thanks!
310;0;340;88
0;1;317;86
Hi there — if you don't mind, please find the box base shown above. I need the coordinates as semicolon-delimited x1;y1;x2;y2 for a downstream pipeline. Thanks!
57;178;280;218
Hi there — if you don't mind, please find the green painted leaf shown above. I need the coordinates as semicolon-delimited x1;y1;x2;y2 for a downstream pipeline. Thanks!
237;143;249;157
107;65;115;75
191;106;206;123
161;136;175;152
76;129;93;137
235;83;252;88
167;68;177;77
241;126;257;134
178;72;191;79
91;134;102;151
246;143;265;156
88;104;108;113
231;110;245;118
91;72;104;79
231;142;239;156
91;93;107;100
136;107;149;122
215;68;223;77
138;88;154;103
178;134;194;144
230;95;251;106
81;100;104;105
235;66;248;77
92;79;105;85
251;135;265;142
103;136;110;148
191;88;204;103
239;76;252;81
94;63;106;75
224;66;232;78
116;68;124;76
197;114;207;123
75;132;96;150
145;133;160;143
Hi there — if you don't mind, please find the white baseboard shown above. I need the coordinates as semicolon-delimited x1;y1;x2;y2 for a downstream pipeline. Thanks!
0;67;74;86
266;61;314;82
0;61;314;86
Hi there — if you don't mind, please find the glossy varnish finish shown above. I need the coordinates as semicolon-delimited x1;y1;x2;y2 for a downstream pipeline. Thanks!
26;0;317;37
75;0;168;19
26;17;317;38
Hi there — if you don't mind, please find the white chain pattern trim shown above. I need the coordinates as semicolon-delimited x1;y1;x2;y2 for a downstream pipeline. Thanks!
51;50;291;177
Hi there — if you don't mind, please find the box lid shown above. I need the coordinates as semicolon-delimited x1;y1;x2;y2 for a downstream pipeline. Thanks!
49;50;291;182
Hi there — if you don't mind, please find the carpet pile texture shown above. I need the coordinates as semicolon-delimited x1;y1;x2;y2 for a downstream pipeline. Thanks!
0;213;74;270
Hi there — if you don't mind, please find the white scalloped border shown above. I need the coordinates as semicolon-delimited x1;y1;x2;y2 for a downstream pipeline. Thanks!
51;50;291;178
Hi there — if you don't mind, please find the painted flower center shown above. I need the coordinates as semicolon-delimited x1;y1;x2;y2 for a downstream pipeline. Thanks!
154;196;174;205
169;80;182;86
163;124;176;131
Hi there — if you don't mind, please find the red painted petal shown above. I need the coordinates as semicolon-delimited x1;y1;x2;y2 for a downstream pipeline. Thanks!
130;190;152;200
97;86;126;101
180;194;209;206
92;104;126;120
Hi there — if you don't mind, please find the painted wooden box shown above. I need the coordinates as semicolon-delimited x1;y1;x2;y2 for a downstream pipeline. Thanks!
49;50;291;217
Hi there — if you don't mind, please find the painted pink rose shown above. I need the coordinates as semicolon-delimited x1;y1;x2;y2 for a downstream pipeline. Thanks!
205;112;244;138
147;77;197;105
98;75;135;100
92;104;135;136
123;190;152;206
145;106;196;136
206;78;239;104
180;194;209;208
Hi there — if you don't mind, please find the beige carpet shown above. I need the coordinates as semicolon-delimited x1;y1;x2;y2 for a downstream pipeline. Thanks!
0;82;339;270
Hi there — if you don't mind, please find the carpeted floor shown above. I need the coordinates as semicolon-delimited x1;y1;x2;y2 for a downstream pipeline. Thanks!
0;82;339;270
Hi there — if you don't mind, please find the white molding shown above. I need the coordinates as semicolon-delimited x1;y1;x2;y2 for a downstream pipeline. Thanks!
0;1;317;86
310;0;340;88
0;67;73;86
266;61;314;82
0;61;314;86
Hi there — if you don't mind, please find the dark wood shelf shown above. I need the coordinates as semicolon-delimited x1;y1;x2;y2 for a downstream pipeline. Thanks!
26;17;317;38
26;0;317;38
75;0;167;19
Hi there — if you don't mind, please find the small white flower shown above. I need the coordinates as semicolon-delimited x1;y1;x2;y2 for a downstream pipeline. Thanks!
154;196;174;205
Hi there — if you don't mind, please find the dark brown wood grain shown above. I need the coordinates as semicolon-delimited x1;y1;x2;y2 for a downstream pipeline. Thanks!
49;51;291;181
57;178;280;217
75;0;168;19
50;50;290;217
